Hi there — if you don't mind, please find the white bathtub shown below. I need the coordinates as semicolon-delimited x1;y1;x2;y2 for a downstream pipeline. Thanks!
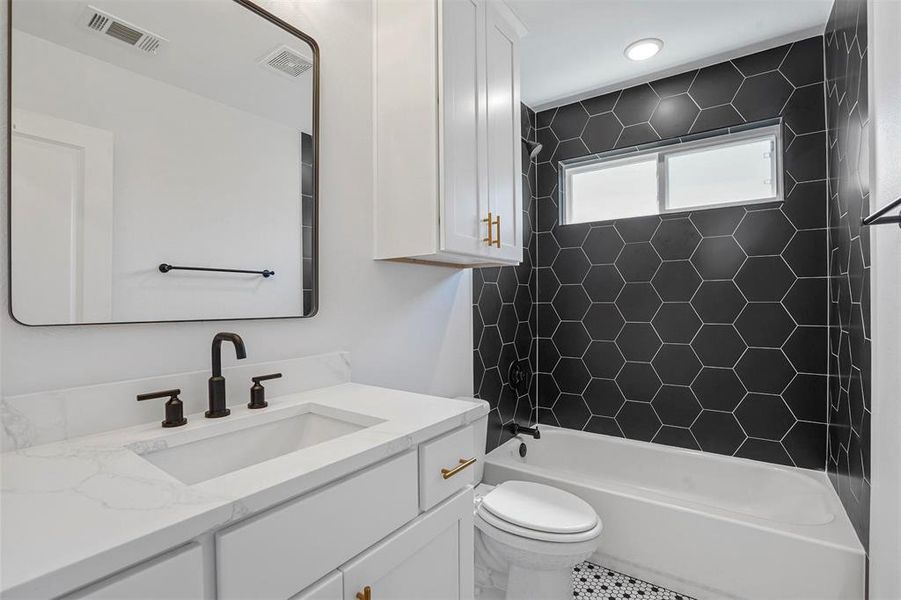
482;426;865;600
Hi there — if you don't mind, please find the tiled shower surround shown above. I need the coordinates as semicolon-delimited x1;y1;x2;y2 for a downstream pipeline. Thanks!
531;37;830;469
476;33;872;538
825;0;871;550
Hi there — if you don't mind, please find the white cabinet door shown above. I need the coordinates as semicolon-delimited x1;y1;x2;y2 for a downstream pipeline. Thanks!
440;0;490;259
484;2;523;263
342;489;474;600
63;544;204;600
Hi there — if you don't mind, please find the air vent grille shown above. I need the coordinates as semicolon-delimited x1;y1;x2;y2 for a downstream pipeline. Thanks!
80;6;167;55
105;21;143;45
260;46;313;80
138;37;161;54
86;12;109;31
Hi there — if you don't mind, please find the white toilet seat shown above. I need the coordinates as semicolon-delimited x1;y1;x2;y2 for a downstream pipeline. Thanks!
477;504;603;543
480;481;600;535
475;510;603;560
475;481;603;544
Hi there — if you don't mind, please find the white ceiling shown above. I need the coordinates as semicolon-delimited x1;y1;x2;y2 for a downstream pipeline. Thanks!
507;0;833;110
12;0;313;131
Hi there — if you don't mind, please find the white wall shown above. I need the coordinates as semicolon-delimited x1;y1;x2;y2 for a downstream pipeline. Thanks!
12;30;304;322
867;1;901;596
0;0;473;400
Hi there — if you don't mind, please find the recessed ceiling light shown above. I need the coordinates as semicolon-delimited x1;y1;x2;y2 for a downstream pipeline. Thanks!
625;38;663;61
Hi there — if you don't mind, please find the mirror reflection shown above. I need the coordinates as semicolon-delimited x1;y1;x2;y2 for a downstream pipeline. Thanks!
10;0;317;325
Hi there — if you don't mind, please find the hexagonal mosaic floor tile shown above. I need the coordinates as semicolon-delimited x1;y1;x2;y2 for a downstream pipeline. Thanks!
572;562;695;600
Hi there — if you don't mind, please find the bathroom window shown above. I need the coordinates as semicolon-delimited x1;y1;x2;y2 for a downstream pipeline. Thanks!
559;123;783;225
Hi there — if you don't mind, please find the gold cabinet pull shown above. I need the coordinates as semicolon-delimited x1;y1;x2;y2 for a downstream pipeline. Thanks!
482;212;494;246
356;586;372;600
441;457;477;480
482;212;501;248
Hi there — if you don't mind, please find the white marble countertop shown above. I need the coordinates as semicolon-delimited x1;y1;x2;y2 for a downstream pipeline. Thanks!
0;383;488;598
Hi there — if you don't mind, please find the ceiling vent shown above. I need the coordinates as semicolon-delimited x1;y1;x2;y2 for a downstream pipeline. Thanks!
259;45;313;80
81;6;167;55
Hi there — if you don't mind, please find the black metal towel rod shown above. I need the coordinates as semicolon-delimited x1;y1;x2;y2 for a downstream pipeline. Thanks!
862;197;901;227
158;263;275;278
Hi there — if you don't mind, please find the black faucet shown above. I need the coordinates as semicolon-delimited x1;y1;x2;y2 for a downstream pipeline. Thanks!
207;332;246;418
509;422;540;439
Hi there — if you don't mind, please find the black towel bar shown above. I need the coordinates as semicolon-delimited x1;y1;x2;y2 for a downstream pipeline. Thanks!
158;264;274;277
862;197;901;227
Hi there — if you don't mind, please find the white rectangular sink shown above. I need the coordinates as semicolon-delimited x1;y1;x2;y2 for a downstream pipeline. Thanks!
133;405;382;485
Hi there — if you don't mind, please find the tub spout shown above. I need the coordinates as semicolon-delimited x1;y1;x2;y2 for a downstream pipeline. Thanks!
509;422;540;439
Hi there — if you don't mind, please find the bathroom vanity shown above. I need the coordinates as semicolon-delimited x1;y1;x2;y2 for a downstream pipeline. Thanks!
0;385;487;599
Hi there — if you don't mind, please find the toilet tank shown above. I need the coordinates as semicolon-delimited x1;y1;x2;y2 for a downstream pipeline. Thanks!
457;397;490;483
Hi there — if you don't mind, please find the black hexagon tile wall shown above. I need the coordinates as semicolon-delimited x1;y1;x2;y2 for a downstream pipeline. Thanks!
825;0;871;551
474;32;868;533
535;37;829;469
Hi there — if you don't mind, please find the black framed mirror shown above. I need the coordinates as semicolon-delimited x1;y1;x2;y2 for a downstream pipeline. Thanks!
8;0;319;325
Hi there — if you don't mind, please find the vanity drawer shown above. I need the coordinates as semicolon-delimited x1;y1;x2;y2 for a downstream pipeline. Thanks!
418;425;476;510
216;451;418;600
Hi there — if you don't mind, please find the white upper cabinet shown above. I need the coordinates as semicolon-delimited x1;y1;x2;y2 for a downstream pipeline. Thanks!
484;2;522;262
374;0;524;267
440;0;489;259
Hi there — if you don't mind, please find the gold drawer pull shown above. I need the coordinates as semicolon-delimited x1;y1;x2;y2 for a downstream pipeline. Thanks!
494;214;501;248
441;457;477;480
356;586;372;600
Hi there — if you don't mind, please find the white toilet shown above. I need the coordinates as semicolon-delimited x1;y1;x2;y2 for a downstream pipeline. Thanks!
470;410;603;600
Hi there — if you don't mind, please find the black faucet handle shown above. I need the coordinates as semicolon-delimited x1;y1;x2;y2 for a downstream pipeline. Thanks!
137;389;187;428
248;373;282;409
251;373;283;384
137;388;181;401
